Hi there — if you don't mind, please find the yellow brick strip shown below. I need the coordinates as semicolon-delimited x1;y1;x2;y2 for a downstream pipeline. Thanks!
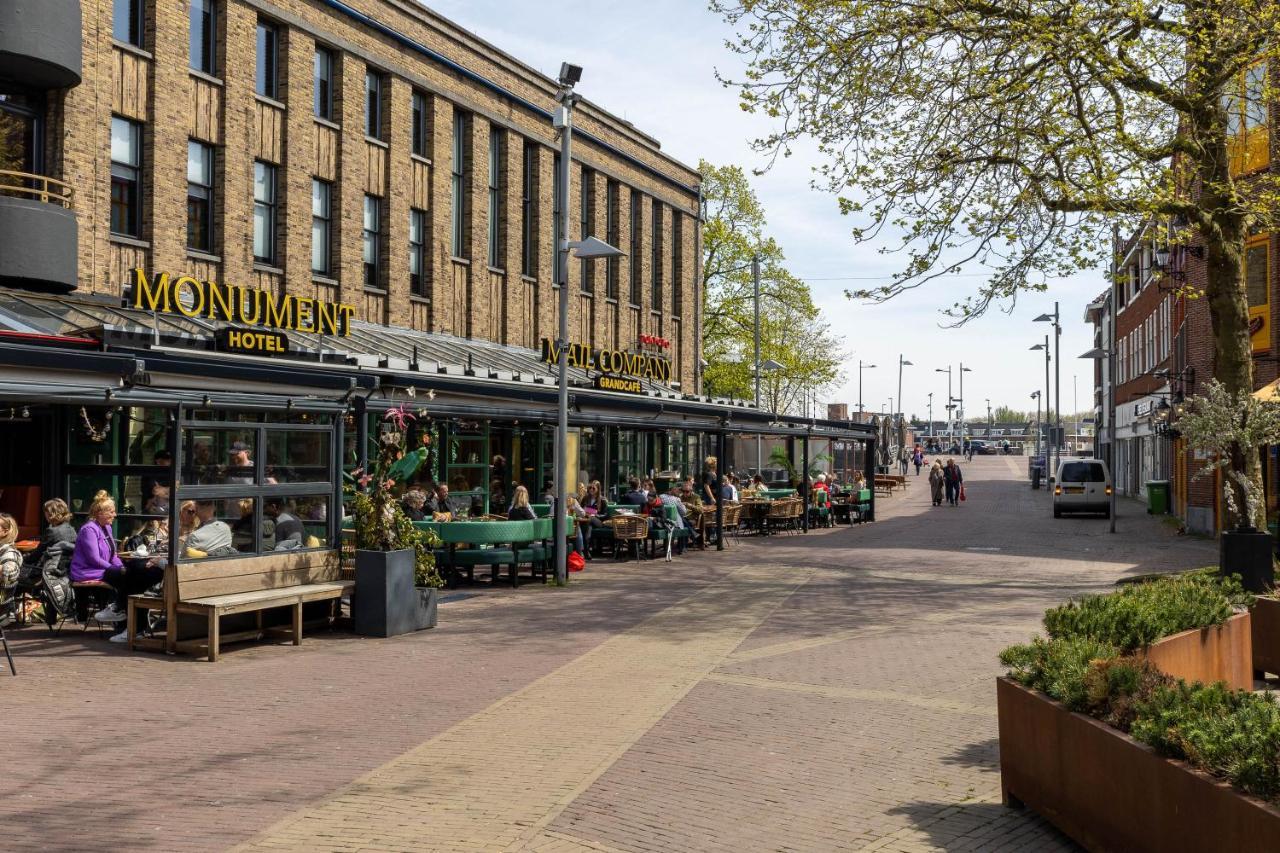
232;564;813;853
705;672;996;718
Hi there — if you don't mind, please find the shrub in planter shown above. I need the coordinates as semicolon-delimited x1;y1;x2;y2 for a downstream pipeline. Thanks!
999;635;1120;711
1041;570;1251;652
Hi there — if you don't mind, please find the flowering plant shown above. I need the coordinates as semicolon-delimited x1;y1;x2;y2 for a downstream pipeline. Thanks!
1176;380;1280;530
348;404;442;587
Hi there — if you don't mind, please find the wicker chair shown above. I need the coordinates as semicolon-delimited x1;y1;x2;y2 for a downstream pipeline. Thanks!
764;500;790;535
721;503;743;546
786;498;804;532
612;516;650;561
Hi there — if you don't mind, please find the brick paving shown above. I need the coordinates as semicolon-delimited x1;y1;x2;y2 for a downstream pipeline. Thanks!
0;457;1216;851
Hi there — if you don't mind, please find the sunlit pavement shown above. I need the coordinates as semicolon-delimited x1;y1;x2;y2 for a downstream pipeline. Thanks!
2;456;1214;851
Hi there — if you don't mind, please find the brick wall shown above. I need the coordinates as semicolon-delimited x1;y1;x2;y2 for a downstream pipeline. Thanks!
64;0;701;390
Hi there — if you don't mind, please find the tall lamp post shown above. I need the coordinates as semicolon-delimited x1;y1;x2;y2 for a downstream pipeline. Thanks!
927;392;934;439
1031;390;1041;458
897;354;913;434
936;366;952;445
1036;303;1062;481
858;360;877;416
986;398;992;445
1030;336;1051;470
958;364;972;454
552;63;625;584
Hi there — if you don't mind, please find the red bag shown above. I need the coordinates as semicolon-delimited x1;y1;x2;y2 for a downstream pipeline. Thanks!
567;550;586;572
959;484;967;502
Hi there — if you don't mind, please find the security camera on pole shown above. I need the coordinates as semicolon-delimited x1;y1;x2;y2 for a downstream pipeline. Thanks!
552;63;624;585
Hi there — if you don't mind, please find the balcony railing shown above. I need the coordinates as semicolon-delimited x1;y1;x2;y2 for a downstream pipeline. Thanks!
0;170;74;209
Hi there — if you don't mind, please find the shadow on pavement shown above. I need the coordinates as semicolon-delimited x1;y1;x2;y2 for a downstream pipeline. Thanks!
885;799;1083;851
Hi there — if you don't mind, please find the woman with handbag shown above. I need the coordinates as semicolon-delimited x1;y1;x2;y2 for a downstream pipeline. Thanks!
943;460;964;507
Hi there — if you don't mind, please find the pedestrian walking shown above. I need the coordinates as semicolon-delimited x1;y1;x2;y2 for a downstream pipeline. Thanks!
912;446;924;476
928;461;945;507
944;459;964;506
899;447;909;477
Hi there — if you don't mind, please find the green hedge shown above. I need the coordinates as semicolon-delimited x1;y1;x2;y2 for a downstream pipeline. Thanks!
1001;571;1279;801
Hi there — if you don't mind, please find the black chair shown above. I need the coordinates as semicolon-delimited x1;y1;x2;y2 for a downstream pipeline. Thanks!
1;567;18;675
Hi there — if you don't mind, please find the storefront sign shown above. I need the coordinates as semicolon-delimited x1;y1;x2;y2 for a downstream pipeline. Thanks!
594;375;643;394
215;327;288;355
639;334;670;349
540;338;673;384
128;269;356;336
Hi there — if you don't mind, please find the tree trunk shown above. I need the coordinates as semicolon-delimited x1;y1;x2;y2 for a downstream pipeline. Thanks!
1198;133;1264;529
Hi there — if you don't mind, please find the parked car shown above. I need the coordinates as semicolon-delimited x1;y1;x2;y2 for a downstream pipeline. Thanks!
1053;459;1112;518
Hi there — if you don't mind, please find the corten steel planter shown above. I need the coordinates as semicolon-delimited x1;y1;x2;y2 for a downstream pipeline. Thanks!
997;677;1280;852
1138;611;1253;691
1251;597;1280;678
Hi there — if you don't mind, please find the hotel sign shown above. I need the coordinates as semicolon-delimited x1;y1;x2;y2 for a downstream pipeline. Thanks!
215;327;288;355
128;269;356;336
540;338;673;386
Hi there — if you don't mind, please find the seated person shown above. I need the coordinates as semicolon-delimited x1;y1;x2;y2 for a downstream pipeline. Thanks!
679;479;703;510
581;482;609;519
0;512;23;603
429;484;461;519
621;477;648;508
401;489;428;521
850;472;868;494
266;498;304;550
22;498;76;590
71;493;124;587
183;501;237;558
507;485;536;521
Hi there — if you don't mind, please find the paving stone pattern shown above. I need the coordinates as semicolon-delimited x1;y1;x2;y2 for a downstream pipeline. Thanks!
0;457;1215;851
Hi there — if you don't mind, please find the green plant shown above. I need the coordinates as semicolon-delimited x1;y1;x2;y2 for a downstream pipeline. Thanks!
1042;571;1251;653
999;635;1120;712
347;404;442;589
1081;656;1170;732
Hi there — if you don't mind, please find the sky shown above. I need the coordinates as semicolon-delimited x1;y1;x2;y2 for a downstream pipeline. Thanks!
426;0;1105;422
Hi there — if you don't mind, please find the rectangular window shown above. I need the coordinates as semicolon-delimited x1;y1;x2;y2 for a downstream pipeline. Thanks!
363;195;381;288
488;129;505;266
672;210;683;315
113;0;144;48
189;0;217;75
365;69;383;139
255;19;279;100
580;168;594;293
629;191;642;304
411;90;429;157
410;208;427;297
1246;234;1270;353
109;116;142;237
606;180;620;299
451;112;470;258
650;199;663;310
311;179;331;275
313;47;334;120
186;140;214;252
552;152;563;282
521;141;538;278
252;161;276;263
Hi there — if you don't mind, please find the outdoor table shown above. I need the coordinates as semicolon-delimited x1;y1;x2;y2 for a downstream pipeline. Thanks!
738;499;772;534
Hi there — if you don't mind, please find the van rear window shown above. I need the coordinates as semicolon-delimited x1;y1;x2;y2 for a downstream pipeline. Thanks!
1061;462;1105;482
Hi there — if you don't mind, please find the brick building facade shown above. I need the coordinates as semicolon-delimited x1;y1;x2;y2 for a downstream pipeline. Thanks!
55;0;701;390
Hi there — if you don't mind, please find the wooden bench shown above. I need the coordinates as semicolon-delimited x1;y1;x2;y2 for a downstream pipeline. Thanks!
873;476;897;495
885;474;909;489
127;550;347;661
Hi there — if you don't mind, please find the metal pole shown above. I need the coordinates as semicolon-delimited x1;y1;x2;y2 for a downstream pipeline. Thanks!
858;360;864;416
958;363;965;455
1109;227;1119;532
928;393;933;438
753;254;762;473
896;354;905;425
1053;301;1062;484
1043;333;1050;477
554;86;575;585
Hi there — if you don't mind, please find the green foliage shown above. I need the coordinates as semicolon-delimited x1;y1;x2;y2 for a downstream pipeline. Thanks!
699;159;844;413
1081;656;1171;732
1042;571;1251;652
999;635;1120;712
1131;681;1280;800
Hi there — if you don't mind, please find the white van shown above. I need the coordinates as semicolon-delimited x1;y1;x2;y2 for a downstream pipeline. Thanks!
1053;459;1112;518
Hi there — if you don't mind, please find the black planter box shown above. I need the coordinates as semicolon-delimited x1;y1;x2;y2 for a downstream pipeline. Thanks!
353;549;437;637
1222;529;1275;594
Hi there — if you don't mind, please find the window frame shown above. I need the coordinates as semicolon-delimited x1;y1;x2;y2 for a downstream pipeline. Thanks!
488;128;506;267
521;140;538;278
410;207;427;297
672;209;683;316
311;178;332;276
606;180;620;299
313;46;335;120
552;152;563;282
363;194;382;290
110;116;142;238
253;160;277;264
580;167;595;294
189;0;218;76
450;111;470;258
650;199;663;310
364;69;384;140
411;89;429;157
113;0;145;48
255;18;279;100
629;191;642;305
186;139;215;253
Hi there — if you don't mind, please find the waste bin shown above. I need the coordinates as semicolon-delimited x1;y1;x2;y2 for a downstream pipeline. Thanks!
1031;466;1043;490
1146;480;1170;515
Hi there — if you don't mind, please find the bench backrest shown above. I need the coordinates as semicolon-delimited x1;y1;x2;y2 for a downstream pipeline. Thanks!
762;488;797;500
412;519;538;545
174;549;340;601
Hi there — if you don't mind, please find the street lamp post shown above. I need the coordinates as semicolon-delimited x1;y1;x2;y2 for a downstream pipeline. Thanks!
1031;390;1041;458
859;360;877;417
1036;303;1063;481
897;354;913;424
936;366;952;444
552;63;624;584
1030;336;1050;471
986;398;992;445
927;393;934;439
959;364;972;455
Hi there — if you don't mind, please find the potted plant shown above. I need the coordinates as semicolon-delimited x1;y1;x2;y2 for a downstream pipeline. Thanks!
1177;380;1280;593
349;404;443;637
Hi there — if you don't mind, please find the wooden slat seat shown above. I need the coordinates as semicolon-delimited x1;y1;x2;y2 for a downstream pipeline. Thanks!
127;549;344;661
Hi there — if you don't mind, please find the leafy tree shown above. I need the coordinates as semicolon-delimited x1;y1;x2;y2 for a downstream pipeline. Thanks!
700;160;845;413
714;0;1280;526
